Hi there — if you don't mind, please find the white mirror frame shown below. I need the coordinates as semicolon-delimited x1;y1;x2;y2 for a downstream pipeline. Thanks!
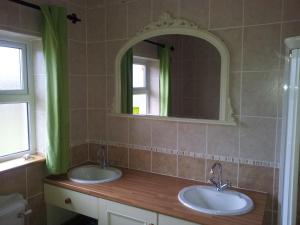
113;13;235;125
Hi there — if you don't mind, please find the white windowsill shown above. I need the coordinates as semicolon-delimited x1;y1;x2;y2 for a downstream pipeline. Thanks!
0;154;45;173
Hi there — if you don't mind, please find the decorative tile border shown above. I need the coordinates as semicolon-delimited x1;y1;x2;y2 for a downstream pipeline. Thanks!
87;140;279;168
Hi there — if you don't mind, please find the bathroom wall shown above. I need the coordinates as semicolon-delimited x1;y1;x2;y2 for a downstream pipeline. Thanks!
85;1;300;224
0;0;87;225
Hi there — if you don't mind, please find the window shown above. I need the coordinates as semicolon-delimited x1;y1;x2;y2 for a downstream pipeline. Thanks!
0;38;35;161
132;58;149;115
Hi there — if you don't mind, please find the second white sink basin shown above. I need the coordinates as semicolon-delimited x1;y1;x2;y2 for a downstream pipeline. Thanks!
68;165;122;184
178;185;253;216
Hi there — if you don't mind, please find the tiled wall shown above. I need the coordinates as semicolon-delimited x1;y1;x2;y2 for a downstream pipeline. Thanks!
85;1;300;225
1;0;300;225
0;162;47;225
0;0;87;224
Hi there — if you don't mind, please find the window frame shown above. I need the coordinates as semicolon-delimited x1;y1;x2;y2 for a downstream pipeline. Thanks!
133;57;150;114
0;35;36;162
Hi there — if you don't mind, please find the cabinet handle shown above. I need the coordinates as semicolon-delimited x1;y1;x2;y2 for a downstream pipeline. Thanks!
64;198;72;204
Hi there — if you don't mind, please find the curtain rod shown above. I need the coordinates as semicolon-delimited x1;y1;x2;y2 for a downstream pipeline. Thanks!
8;0;81;24
144;40;175;51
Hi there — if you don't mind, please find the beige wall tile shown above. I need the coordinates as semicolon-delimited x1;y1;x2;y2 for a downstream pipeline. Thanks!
107;76;115;111
283;0;300;21
127;0;151;37
71;144;89;166
151;120;177;150
67;4;86;42
0;1;20;27
129;149;151;172
242;71;279;117
89;143;101;162
69;41;87;74
27;162;47;197
28;194;46;225
213;28;242;71
129;118;151;147
70;109;87;144
244;0;282;25
238;164;274;205
207;125;239;157
87;0;105;8
282;21;300;41
275;119;282;164
108;145;129;168
240;117;276;162
152;152;177;176
180;0;209;28
178;123;206;153
106;40;126;75
87;42;106;74
243;24;281;71
107;115;129;143
210;0;243;29
88;109;106;141
106;4;127;40
178;156;205;181
230;72;241;115
19;6;41;33
206;160;238;187
70;76;87;109
88;76;107;108
152;0;179;21
0;168;26;197
87;7;106;42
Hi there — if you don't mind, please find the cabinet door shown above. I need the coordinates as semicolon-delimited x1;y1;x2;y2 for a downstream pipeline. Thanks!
158;214;202;225
99;199;157;225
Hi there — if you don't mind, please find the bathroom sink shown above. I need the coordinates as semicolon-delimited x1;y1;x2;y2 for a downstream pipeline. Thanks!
178;185;253;216
68;165;122;184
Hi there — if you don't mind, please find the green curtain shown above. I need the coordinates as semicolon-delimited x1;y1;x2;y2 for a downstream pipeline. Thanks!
121;48;133;114
159;47;171;116
41;6;70;174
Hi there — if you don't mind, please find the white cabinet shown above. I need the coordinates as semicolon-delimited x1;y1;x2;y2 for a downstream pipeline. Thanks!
159;214;201;225
44;185;201;225
44;184;98;219
98;199;157;225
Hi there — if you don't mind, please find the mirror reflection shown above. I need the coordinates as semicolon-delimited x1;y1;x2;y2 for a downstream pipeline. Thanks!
120;34;222;120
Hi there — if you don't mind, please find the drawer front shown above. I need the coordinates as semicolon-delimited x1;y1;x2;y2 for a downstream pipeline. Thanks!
159;214;202;225
44;184;98;219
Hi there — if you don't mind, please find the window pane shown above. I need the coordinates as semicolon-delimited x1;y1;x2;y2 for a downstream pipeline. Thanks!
0;46;23;90
133;94;147;115
133;64;146;88
0;103;29;156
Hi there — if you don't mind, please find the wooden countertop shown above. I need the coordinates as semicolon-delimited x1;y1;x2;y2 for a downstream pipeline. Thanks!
44;168;267;225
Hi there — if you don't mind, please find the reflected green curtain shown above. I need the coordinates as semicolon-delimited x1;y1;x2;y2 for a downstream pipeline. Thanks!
41;5;70;174
159;47;171;116
121;48;133;114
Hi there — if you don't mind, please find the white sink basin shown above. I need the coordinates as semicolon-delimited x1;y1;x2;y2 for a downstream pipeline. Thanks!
178;185;253;216
68;165;122;184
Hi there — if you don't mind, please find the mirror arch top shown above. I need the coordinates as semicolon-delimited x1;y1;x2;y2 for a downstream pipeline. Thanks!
114;13;235;125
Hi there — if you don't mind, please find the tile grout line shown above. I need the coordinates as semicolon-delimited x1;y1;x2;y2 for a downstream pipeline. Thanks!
204;124;208;182
237;0;246;188
176;121;179;177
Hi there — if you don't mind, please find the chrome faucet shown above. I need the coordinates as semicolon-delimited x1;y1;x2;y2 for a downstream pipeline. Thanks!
208;162;231;191
98;146;109;168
